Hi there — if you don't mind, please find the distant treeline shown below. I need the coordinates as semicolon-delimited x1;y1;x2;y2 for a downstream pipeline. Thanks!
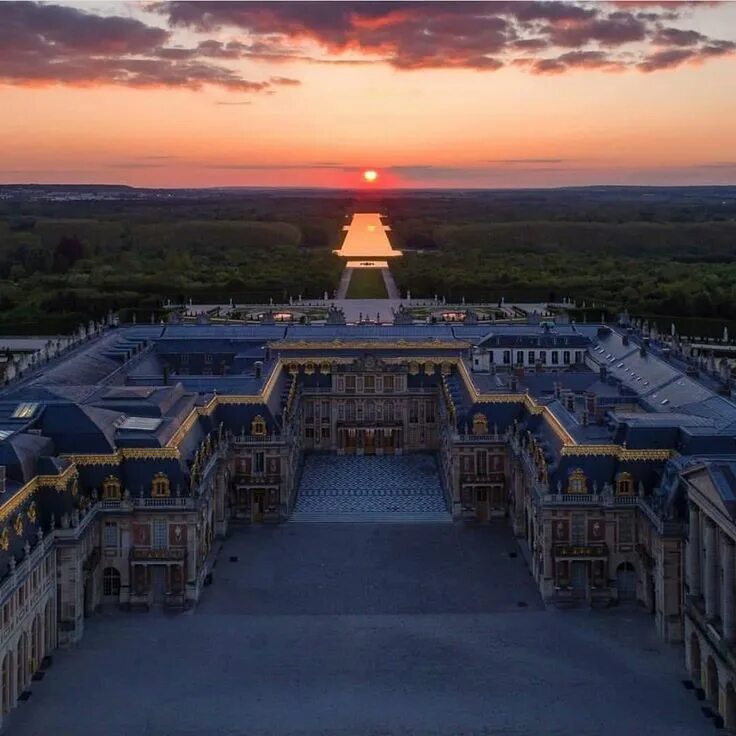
0;187;735;333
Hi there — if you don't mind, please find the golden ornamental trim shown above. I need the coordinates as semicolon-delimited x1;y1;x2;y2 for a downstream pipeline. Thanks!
65;447;181;466
560;444;672;461
268;340;468;351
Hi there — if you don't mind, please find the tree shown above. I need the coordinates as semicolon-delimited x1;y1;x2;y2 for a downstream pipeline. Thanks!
52;235;85;272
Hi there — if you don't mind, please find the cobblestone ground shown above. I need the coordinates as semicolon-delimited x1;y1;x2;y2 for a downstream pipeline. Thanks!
6;522;710;736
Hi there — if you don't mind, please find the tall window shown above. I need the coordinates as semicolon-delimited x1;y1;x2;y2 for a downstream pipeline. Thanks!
103;521;118;549
563;351;570;364
528;351;535;364
503;350;511;365
619;516;634;545
364;375;375;393
254;452;265;474
516;351;524;365
540;351;546;364
345;375;356;393
551;351;559;365
572;514;585;544
103;567;121;597
153;519;167;550
383;375;394;393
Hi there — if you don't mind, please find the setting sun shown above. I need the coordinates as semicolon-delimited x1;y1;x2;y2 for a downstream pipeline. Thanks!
363;169;378;183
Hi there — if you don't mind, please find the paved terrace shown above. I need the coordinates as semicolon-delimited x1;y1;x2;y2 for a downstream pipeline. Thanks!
6;522;708;736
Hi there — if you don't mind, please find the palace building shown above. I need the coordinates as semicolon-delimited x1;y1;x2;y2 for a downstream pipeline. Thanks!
1;315;736;726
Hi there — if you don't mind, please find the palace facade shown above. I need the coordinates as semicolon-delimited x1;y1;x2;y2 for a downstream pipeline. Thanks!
1;315;736;727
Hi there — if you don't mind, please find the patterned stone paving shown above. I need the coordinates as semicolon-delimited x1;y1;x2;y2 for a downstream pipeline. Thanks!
292;454;449;521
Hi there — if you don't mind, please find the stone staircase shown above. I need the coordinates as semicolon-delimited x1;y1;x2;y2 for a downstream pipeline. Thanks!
290;454;451;524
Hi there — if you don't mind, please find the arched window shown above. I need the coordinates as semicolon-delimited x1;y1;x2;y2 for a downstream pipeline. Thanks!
567;468;588;494
103;567;121;597
472;413;489;436
102;476;122;501
616;472;633;496
251;415;267;437
151;472;170;497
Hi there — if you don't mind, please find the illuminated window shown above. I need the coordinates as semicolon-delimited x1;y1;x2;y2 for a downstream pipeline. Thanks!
364;375;375;393
251;415;267;436
151;472;170;497
567;468;588;494
103;476;122;500
383;375;394;393
472;413;489;436
616;472;634;496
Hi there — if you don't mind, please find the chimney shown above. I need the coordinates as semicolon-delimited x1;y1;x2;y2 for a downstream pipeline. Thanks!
640;338;649;357
582;409;588;426
0;466;5;495
565;392;575;412
510;374;518;392
599;365;607;381
585;391;597;416
622;333;629;346
554;381;561;399
254;360;263;379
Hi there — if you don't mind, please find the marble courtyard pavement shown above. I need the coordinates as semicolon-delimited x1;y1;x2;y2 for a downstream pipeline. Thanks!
291;454;450;522
6;521;710;736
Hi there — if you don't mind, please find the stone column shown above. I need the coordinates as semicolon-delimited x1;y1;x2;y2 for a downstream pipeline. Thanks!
722;536;736;642
704;519;718;620
687;503;702;598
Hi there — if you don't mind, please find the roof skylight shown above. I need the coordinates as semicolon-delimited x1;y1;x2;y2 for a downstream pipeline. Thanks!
118;416;163;432
12;402;39;419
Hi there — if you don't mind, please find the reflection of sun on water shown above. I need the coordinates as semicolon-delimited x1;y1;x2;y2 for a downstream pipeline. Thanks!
336;213;402;259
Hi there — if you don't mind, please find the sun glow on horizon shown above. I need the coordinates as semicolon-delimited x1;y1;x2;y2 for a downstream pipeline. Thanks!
363;169;378;183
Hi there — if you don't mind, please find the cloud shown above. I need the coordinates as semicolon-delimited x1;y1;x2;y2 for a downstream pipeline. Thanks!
489;158;567;164
155;0;735;75
0;2;300;93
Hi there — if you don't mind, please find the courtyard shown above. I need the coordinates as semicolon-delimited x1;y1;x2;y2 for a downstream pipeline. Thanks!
6;521;709;736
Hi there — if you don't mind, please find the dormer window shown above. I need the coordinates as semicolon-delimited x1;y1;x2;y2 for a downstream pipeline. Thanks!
567;468;588;494
472;413;489;436
103;475;122;501
251;415;267;436
616;472;633;496
151;472;170;497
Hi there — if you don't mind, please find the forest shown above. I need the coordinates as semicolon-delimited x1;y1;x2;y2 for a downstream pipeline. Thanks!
0;185;735;334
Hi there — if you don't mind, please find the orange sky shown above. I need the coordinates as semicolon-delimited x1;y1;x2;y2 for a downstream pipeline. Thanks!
1;1;736;188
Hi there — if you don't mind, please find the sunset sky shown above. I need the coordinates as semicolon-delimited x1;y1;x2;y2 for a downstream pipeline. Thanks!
2;1;736;188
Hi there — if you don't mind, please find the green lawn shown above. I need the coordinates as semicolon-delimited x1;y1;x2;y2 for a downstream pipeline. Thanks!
345;268;388;298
